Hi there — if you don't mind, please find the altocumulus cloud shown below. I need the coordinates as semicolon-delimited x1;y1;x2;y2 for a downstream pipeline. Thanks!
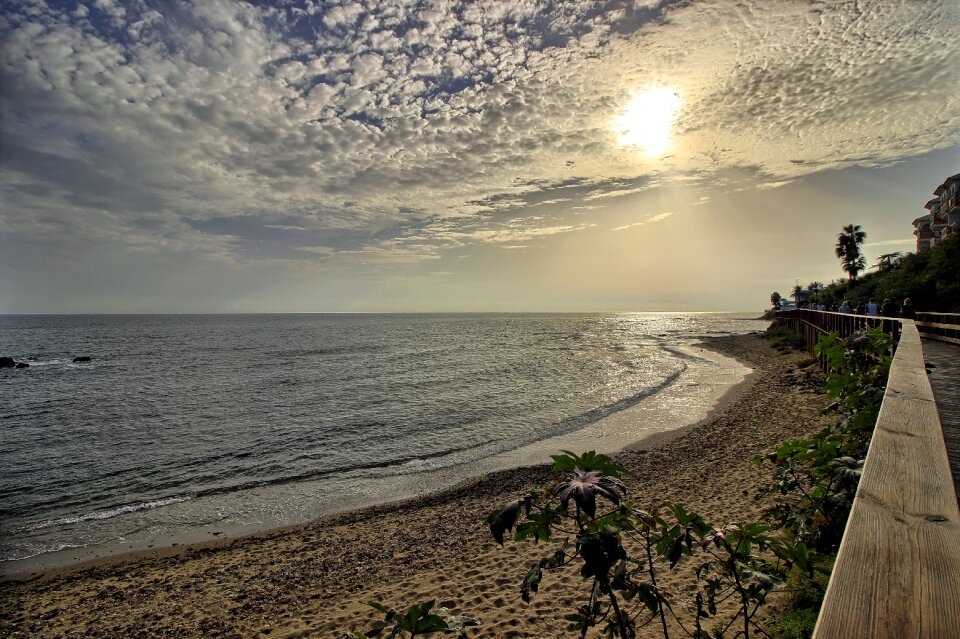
1;0;957;266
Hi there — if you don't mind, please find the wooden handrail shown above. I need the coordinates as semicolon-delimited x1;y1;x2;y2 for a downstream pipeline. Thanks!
774;309;901;340
773;309;900;362
811;320;960;638
913;312;960;345
915;312;960;319
915;321;960;330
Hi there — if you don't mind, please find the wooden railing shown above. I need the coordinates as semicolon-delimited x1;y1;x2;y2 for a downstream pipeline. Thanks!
773;309;900;362
812;319;960;638
772;311;960;637
916;312;960;345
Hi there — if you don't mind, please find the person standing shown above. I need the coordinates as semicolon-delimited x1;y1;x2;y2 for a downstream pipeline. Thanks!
866;298;879;316
880;298;899;335
900;298;916;320
881;298;899;317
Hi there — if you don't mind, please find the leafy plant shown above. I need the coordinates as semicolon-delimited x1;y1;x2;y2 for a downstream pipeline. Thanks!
768;559;832;639
346;601;477;638
489;451;804;638
758;328;889;553
815;327;891;437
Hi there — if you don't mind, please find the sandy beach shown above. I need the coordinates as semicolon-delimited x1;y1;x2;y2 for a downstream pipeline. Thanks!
0;333;834;638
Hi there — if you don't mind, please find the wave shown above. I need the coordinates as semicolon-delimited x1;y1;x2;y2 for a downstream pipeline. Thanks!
369;363;690;477
20;496;193;532
1;542;84;563
186;363;691;489
8;363;691;528
23;359;64;367
4;365;693;538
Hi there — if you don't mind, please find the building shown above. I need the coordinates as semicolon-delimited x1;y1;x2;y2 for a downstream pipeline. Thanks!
913;214;934;252
934;173;960;240
915;174;960;251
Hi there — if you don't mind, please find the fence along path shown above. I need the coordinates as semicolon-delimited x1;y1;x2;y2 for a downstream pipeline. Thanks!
916;311;960;345
776;311;960;638
774;309;901;358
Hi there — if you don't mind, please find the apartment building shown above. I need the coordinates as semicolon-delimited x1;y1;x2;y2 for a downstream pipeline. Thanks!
914;173;960;251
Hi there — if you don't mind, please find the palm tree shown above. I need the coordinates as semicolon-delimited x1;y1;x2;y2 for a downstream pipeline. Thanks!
791;283;804;306
835;224;867;280
770;292;782;310
806;281;824;300
875;252;903;272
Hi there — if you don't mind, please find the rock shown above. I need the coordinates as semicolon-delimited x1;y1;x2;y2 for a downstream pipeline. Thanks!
0;357;15;368
15;362;29;369
73;356;92;362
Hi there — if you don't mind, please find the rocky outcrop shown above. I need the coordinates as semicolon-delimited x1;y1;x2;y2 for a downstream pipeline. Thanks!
15;362;29;368
73;356;92;362
0;357;15;368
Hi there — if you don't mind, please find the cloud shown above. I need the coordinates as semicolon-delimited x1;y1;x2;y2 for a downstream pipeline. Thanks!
863;239;915;248
264;224;311;231
756;180;795;190
1;0;957;274
612;210;674;230
584;185;657;201
646;211;674;223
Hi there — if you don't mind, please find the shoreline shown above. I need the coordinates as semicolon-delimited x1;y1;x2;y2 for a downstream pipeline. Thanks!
0;335;753;580
625;365;757;453
1;357;751;585
0;332;834;638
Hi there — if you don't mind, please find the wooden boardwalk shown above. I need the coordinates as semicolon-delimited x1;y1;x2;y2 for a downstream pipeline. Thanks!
811;320;960;639
777;311;960;637
922;338;960;507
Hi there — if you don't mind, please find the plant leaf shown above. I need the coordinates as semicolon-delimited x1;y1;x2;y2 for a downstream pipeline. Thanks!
488;500;522;545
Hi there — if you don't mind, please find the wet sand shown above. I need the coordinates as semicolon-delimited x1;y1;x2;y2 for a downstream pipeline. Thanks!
0;333;833;638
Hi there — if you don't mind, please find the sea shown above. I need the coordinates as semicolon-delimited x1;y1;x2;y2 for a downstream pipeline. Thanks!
0;312;769;575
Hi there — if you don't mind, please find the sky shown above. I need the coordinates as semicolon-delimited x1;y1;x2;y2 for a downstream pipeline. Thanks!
1;0;958;313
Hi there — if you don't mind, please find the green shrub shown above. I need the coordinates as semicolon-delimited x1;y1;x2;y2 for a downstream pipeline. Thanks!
487;450;808;639
764;320;805;353
771;608;818;639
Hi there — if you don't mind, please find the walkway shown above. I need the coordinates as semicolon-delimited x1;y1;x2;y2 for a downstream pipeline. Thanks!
922;338;960;507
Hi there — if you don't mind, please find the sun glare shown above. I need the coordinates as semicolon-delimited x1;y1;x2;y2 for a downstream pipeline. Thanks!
615;87;682;156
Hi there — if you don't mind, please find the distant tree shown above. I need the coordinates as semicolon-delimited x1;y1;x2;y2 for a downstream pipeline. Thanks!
770;291;782;309
835;224;867;280
806;281;824;299
875;252;903;272
791;283;804;306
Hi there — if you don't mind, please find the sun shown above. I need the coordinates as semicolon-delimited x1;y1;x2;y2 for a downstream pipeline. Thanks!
614;87;682;156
